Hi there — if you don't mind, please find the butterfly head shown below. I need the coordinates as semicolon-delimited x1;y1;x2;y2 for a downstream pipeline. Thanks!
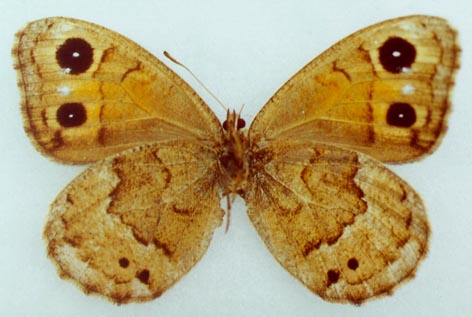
222;110;246;132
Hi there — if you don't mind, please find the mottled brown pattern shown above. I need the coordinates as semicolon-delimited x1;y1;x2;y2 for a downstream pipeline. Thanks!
43;142;224;303
13;16;459;305
245;141;429;303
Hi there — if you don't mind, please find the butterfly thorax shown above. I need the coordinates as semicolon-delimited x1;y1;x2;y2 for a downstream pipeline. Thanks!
219;110;249;196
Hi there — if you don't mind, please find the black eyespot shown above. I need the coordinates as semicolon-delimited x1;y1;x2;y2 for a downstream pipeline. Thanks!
56;38;94;74
56;103;87;127
327;269;340;285
387;102;416;127
379;37;416;73
347;258;359;270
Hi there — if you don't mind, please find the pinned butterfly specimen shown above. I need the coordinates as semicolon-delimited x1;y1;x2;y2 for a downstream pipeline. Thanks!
13;16;459;304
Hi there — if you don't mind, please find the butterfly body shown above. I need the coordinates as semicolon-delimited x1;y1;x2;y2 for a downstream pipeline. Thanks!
13;16;459;304
219;111;249;196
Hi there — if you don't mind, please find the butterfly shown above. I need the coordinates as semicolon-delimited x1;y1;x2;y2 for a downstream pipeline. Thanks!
13;16;459;304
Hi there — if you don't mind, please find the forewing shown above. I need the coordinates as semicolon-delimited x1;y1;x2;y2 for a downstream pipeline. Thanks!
249;16;459;163
13;17;222;163
245;141;428;303
44;141;224;303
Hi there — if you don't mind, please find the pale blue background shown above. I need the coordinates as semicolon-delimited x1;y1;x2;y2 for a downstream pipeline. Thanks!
0;0;471;316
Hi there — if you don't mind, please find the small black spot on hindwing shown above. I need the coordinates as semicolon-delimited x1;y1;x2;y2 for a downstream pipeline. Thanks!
136;269;150;284
118;257;130;268
327;269;340;286
347;258;359;270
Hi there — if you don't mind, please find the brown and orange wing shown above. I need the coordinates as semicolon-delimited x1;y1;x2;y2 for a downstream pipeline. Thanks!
245;141;428;304
13;17;222;163
44;141;224;303
249;15;459;163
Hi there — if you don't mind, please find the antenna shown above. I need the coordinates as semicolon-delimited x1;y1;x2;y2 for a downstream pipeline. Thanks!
164;51;227;112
